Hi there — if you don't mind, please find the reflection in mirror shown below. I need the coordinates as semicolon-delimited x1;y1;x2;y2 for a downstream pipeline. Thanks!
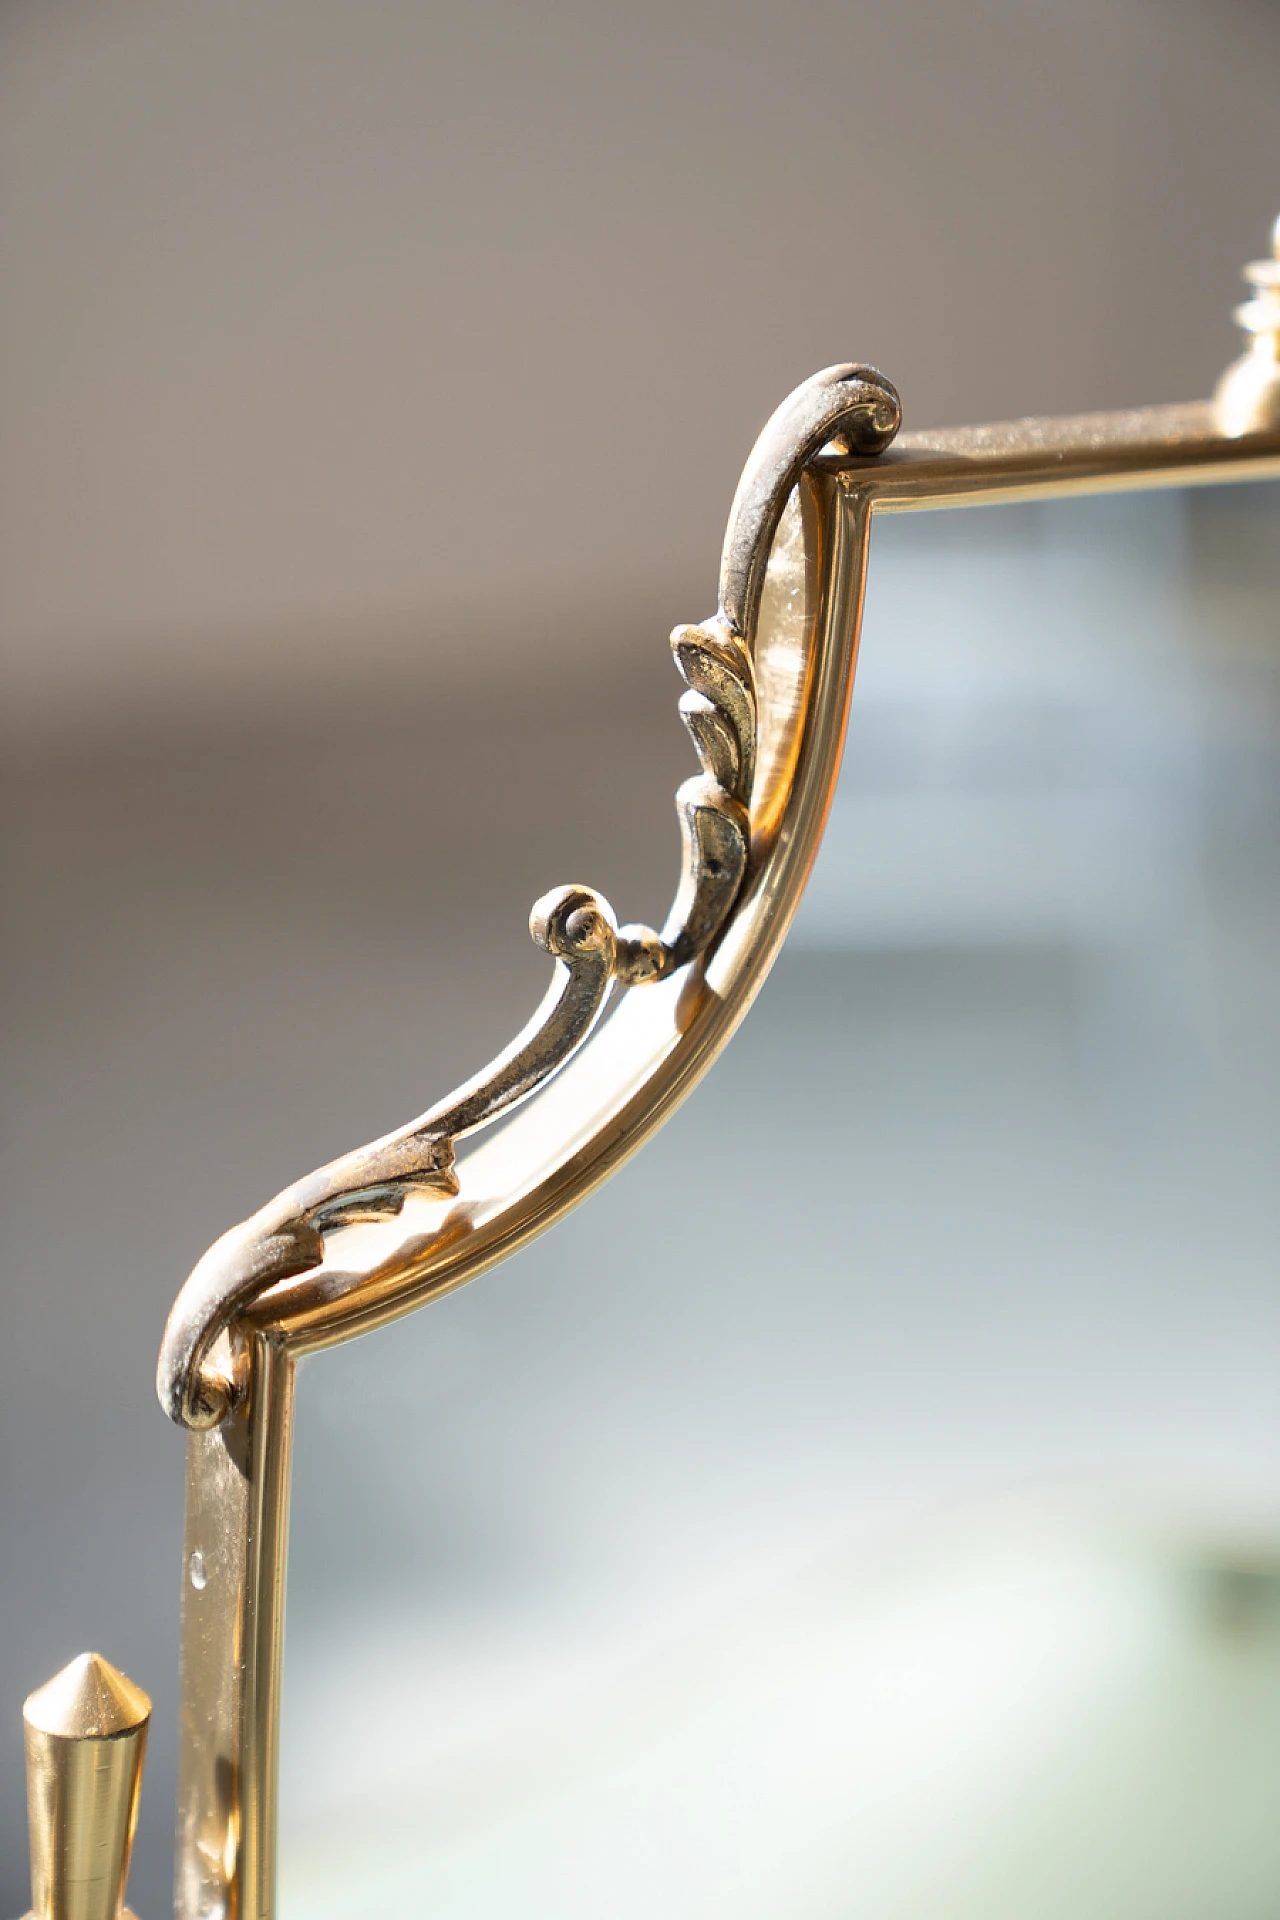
280;482;1280;1920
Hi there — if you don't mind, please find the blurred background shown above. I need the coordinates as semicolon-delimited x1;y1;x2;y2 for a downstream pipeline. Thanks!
276;484;1280;1920
2;2;1280;1916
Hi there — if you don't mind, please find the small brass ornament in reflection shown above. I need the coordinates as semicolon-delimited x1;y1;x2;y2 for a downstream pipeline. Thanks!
1215;214;1280;437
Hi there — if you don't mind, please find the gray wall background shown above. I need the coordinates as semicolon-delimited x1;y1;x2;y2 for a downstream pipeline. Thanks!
3;0;1280;730
1;2;1278;1915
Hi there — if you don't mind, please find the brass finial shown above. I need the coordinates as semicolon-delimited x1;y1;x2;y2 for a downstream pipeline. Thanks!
23;1654;151;1920
1214;213;1280;436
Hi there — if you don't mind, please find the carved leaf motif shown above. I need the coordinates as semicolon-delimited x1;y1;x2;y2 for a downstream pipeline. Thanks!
158;363;903;1430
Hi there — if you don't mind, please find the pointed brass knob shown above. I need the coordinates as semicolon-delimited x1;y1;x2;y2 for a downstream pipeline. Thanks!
23;1654;151;1920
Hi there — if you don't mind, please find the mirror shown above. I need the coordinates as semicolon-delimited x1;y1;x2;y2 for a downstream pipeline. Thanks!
278;479;1280;1920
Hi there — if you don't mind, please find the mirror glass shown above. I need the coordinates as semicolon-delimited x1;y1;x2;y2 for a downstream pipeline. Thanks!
280;479;1280;1920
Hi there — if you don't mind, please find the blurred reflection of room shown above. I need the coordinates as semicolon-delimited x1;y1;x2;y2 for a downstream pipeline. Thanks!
3;4;1279;1917
280;483;1280;1920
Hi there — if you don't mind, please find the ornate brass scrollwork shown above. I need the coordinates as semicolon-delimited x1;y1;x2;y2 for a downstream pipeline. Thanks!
144;247;1280;1920
19;222;1280;1920
158;362;902;1433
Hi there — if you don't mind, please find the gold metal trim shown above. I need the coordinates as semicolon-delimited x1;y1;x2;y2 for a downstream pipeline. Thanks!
841;400;1280;507
161;368;893;1920
157;363;903;1436
176;1334;293;1920
39;211;1248;1920
167;391;1278;1920
23;1655;150;1920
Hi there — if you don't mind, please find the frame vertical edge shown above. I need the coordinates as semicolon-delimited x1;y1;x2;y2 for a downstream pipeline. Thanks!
177;1332;295;1920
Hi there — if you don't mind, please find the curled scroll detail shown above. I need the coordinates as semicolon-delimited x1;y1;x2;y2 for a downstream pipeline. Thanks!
158;363;902;1431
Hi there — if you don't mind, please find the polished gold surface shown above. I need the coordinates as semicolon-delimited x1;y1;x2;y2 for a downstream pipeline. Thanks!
23;1654;150;1920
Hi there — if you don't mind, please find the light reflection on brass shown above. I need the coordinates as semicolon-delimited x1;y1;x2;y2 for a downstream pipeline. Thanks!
23;1654;150;1920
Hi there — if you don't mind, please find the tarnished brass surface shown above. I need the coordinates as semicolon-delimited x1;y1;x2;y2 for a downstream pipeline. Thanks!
23;1654;150;1920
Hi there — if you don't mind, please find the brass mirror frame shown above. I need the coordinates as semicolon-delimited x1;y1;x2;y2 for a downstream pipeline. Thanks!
172;404;1280;1920
17;220;1280;1920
